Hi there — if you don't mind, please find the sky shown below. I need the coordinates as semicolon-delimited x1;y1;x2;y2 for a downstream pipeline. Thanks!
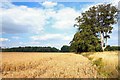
0;0;119;49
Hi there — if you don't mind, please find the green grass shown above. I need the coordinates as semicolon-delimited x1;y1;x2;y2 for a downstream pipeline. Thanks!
92;58;110;77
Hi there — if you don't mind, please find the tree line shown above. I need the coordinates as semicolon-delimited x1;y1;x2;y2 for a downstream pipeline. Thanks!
1;45;120;52
1;46;59;52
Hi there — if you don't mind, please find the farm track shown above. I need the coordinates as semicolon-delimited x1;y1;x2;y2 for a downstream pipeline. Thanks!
1;52;98;78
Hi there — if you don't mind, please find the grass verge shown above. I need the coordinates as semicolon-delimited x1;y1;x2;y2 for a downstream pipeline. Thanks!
82;51;119;78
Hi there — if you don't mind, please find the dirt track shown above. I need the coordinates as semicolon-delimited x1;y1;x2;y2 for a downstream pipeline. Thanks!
1;52;98;78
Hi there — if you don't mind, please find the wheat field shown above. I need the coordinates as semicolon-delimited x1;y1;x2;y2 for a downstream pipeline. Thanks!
1;52;98;78
1;52;119;78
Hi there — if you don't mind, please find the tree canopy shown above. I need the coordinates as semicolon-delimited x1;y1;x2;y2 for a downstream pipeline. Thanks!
61;45;70;52
70;4;117;53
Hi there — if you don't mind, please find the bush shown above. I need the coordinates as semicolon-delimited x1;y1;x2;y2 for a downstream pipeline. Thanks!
61;45;70;52
105;45;120;51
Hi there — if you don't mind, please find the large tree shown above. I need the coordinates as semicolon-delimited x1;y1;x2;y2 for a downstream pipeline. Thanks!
70;25;101;53
70;4;117;52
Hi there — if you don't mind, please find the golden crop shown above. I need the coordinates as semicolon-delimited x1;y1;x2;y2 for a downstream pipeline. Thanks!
1;52;98;78
1;51;119;78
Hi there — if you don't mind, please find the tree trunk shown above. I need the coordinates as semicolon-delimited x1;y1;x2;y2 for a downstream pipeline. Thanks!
100;32;106;51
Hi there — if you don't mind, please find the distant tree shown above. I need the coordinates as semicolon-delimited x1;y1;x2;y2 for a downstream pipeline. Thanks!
61;45;70;52
70;4;117;52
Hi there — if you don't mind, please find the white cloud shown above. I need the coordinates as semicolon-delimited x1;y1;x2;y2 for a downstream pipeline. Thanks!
19;41;41;46
0;2;16;9
1;3;46;34
1;2;81;34
41;1;57;8
111;0;119;6
30;33;73;49
31;33;73;41
0;38;10;42
52;7;80;29
31;34;61;40
118;1;120;10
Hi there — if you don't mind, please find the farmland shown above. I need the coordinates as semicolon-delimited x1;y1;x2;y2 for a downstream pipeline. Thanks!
1;52;119;78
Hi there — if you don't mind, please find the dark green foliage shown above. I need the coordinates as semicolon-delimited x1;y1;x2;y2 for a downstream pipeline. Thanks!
2;46;59;52
105;45;120;51
70;26;101;53
61;45;70;52
70;4;117;53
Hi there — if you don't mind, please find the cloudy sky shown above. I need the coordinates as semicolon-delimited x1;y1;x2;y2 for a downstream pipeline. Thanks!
0;1;119;49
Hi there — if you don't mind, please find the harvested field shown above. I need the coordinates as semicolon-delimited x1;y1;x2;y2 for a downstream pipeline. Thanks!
1;52;98;78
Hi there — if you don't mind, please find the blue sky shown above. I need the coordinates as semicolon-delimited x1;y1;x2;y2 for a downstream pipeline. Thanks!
0;1;119;49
